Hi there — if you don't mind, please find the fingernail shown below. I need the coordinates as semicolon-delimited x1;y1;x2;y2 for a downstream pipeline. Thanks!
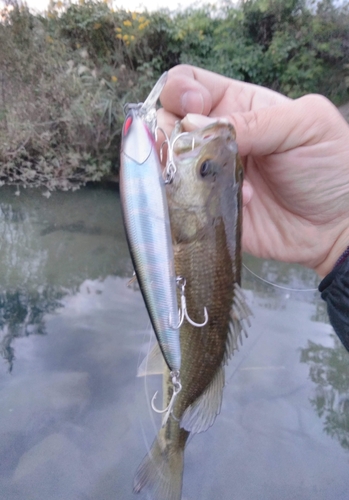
181;91;204;114
185;114;229;127
242;181;253;206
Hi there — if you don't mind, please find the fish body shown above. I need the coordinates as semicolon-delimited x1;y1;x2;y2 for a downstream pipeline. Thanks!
120;89;180;373
134;122;252;500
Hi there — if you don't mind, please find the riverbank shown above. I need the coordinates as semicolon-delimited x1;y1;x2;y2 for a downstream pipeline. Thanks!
0;0;348;191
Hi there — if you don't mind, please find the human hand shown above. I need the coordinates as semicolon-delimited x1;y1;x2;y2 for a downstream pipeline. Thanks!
158;65;349;277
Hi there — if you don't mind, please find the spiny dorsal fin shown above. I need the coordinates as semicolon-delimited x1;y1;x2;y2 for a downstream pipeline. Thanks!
224;283;252;363
180;366;225;434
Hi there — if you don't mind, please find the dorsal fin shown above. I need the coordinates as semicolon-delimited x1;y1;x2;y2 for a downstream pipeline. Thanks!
224;283;252;363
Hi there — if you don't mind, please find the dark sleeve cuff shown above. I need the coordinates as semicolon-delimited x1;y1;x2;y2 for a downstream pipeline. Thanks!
319;257;349;352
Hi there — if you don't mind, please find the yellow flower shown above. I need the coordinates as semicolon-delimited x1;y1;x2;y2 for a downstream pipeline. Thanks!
93;22;101;29
79;0;84;4
116;34;123;39
123;34;129;41
115;27;122;32
56;0;63;8
132;12;137;20
130;35;135;41
138;16;145;23
138;20;149;30
76;42;81;48
111;76;118;82
123;20;132;27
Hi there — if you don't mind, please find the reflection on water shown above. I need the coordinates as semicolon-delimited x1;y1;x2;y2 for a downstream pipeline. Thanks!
0;185;348;500
0;288;64;371
300;335;349;450
0;184;131;371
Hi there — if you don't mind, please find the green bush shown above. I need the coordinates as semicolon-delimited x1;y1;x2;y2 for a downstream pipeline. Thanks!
0;0;348;189
178;0;349;100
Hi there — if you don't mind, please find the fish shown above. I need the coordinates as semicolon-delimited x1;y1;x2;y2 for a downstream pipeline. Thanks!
119;74;181;380
134;121;252;500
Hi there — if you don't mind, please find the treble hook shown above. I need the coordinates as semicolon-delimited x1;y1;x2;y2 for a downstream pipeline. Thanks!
151;370;182;426
154;126;170;173
155;125;168;144
174;277;209;328
164;160;176;184
163;131;192;184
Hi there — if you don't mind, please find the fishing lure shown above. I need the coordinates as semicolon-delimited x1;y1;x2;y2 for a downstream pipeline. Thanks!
120;73;181;422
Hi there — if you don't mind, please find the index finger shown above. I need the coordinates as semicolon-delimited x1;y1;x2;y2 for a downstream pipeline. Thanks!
160;65;289;118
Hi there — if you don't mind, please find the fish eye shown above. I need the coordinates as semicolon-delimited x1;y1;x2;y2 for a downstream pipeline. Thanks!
200;160;212;177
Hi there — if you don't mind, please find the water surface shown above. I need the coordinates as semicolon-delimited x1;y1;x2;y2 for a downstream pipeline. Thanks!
0;185;348;500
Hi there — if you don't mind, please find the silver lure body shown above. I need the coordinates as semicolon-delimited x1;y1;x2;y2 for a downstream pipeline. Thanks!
120;92;181;373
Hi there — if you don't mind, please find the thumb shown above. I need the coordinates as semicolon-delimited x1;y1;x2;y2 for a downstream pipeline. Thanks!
185;95;333;158
183;106;297;157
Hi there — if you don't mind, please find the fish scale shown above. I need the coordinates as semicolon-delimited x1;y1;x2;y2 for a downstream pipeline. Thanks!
173;222;234;406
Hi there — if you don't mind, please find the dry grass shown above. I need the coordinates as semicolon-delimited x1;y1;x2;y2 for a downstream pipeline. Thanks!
0;5;140;190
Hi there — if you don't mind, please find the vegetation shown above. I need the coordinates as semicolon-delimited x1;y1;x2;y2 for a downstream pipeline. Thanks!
301;334;349;450
0;0;348;189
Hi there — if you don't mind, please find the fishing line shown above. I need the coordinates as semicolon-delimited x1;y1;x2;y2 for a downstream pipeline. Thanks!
242;263;318;292
134;320;159;460
141;324;162;433
137;326;172;485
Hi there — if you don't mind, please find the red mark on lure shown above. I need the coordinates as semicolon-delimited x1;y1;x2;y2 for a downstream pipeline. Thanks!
123;115;133;136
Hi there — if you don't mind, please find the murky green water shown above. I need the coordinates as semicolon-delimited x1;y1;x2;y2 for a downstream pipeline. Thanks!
0;185;348;500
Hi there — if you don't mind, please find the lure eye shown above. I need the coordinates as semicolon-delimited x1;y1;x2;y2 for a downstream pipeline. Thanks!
200;160;213;177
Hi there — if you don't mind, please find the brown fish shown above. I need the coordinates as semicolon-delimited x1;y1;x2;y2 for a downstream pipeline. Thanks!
134;122;252;500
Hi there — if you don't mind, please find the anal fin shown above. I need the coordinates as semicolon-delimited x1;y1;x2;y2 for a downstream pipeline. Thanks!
180;366;224;434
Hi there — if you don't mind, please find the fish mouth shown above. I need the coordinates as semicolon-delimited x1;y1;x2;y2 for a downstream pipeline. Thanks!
172;122;237;157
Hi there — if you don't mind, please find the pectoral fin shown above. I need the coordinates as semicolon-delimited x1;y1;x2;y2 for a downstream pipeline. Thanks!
127;274;137;287
137;343;165;377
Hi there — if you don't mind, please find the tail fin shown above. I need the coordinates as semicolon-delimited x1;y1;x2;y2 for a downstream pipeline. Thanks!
133;432;184;500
